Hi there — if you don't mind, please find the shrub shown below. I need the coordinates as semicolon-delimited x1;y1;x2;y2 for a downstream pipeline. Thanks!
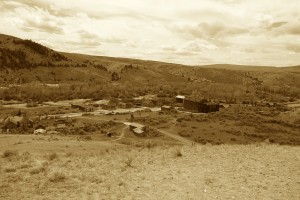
47;153;58;161
145;140;156;149
49;171;66;182
30;166;46;174
4;166;16;173
125;156;134;167
2;150;18;158
178;131;191;137
172;146;183;157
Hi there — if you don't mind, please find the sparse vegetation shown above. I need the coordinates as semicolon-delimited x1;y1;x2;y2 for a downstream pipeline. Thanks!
47;152;58;161
2;150;18;158
172;146;183;157
48;171;66;182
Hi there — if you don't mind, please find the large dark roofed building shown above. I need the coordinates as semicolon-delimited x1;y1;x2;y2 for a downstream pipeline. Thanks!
183;97;220;113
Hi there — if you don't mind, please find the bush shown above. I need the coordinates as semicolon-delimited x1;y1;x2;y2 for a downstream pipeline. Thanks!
125;156;134;167
47;153;58;161
178;131;191;137
4;166;16;173
2;150;18;158
172;146;183;157
30;166;46;174
49;171;66;182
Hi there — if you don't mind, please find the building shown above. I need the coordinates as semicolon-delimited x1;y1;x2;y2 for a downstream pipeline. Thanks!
176;95;185;103
71;104;94;112
102;103;117;110
183;97;220;113
128;122;146;137
119;102;132;109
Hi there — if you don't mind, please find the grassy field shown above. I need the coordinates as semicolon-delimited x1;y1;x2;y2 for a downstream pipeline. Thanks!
0;134;299;200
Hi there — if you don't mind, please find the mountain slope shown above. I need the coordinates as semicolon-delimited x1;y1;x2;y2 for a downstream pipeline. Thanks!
0;33;299;101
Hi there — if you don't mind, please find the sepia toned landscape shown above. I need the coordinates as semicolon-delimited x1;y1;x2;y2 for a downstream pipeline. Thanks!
0;0;300;200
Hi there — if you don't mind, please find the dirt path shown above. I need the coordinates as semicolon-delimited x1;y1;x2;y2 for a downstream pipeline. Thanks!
157;128;194;145
112;126;128;141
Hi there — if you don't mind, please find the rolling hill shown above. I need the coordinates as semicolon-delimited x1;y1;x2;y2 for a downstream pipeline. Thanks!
0;33;299;101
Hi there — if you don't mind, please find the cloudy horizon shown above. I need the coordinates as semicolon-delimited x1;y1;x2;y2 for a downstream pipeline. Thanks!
0;0;300;66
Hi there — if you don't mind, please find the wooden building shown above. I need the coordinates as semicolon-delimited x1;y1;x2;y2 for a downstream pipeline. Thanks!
183;97;220;113
176;95;185;103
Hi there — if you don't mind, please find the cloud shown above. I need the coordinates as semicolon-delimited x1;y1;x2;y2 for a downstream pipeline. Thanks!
5;0;75;17
161;40;217;57
268;21;288;29
21;18;64;34
286;44;300;53
0;0;299;66
12;6;65;34
173;22;249;40
286;25;300;35
77;30;125;45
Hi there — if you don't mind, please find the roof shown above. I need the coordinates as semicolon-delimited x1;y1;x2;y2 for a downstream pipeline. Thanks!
133;128;144;134
34;129;46;134
205;102;220;106
128;122;144;129
185;97;208;103
35;124;46;129
176;95;185;99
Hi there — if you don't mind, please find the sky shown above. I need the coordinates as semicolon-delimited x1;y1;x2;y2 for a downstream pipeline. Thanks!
0;0;300;66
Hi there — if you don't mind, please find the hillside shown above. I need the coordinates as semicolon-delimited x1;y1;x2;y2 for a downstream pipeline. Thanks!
0;33;299;101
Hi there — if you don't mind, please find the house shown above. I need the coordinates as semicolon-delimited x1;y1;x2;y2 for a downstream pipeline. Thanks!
102;103;117;110
183;97;220;113
71;104;94;112
128;122;145;136
176;95;185;103
118;102;132;109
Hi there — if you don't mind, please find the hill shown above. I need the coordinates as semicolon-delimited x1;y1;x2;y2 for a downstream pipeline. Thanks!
0;33;299;102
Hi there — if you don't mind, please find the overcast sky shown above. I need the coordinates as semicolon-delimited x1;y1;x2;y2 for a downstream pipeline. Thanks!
0;0;300;66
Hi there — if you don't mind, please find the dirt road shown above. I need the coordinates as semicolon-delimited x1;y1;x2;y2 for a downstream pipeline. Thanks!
112;126;128;141
157;128;195;145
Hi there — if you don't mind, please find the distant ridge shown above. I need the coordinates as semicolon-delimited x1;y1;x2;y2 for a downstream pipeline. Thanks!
0;33;299;89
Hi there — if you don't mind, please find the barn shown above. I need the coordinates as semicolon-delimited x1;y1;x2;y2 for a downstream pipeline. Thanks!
176;95;185;103
183;97;220;113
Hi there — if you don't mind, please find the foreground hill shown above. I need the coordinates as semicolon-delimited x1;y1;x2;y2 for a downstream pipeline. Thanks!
0;33;299;101
0;135;299;200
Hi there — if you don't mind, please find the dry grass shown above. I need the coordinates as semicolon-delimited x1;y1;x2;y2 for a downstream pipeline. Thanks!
0;135;299;200
30;165;46;174
48;171;66;182
46;152;58;161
